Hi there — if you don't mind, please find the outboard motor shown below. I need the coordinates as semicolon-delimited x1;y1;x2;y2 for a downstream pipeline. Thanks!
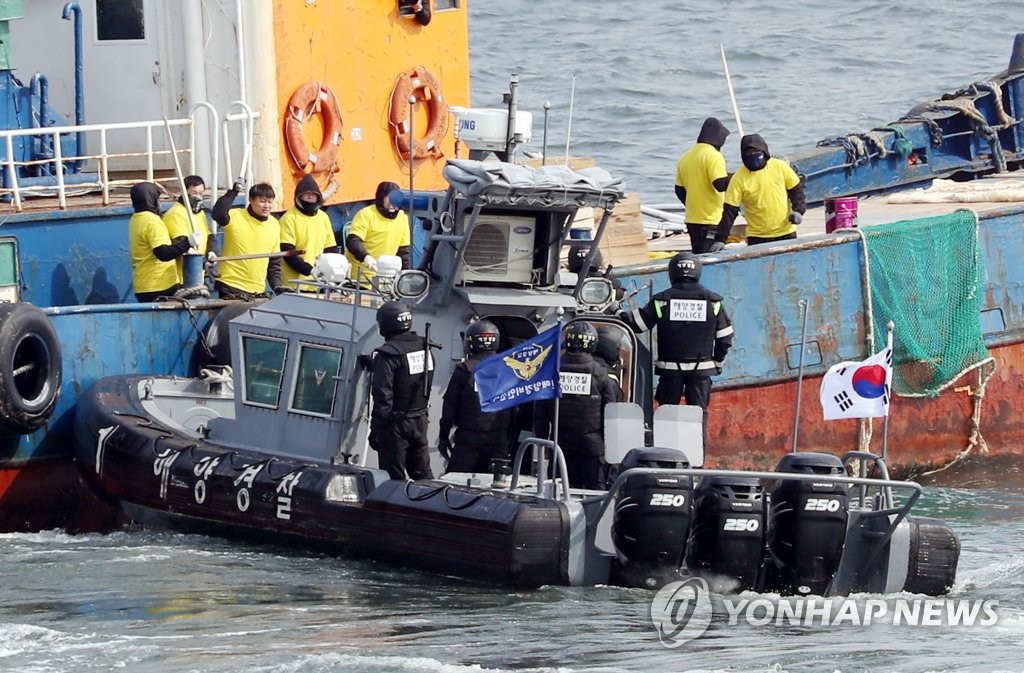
904;516;960;596
611;448;692;588
763;452;849;595
686;476;765;591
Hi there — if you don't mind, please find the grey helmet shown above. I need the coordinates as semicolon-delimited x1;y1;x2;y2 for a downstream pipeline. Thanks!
668;251;702;284
465;320;500;353
376;300;413;337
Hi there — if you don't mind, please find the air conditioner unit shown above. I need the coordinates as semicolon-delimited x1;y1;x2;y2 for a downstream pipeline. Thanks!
461;215;536;284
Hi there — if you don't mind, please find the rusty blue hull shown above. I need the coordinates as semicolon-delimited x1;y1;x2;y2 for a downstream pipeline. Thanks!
617;205;1024;482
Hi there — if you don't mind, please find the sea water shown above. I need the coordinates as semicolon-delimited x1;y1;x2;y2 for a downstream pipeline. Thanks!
4;2;1024;671
2;485;1023;673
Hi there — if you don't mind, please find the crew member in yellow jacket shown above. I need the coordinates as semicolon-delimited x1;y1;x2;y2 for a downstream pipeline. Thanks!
674;117;731;253
211;181;283;299
279;174;339;290
163;174;215;284
129;181;196;302
714;133;806;247
345;181;412;282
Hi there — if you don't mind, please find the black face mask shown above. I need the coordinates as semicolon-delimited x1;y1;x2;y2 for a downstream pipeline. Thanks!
188;194;204;214
297;200;319;216
742;151;768;171
376;203;399;219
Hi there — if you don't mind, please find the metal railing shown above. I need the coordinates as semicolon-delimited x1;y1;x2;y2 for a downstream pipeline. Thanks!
0;103;257;212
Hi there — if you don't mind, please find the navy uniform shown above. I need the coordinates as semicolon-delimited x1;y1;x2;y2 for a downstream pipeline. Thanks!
620;251;733;442
537;321;620;490
370;301;434;480
439;320;515;473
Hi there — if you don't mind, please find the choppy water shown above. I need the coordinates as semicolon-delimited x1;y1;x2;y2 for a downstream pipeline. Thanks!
5;3;1024;672
3;486;1023;673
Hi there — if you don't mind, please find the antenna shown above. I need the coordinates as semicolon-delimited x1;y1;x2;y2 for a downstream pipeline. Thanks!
792;299;809;453
564;74;576;166
720;45;744;137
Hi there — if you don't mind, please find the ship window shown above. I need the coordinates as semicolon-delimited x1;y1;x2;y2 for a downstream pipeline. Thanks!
96;0;145;41
434;0;461;9
0;238;19;303
290;344;343;416
241;335;288;408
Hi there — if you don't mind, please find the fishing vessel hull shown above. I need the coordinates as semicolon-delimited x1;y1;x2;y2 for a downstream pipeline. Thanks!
0;299;229;531
621;205;1024;482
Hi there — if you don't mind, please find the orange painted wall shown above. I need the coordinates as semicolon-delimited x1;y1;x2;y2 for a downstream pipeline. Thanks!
272;0;470;205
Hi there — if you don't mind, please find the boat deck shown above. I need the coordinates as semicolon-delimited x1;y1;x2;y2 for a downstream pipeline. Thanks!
648;174;1024;253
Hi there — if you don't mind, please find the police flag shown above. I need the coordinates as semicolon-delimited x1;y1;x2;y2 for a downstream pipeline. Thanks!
474;324;562;413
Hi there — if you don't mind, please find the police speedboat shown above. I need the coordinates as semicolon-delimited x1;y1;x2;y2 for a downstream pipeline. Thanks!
73;159;959;594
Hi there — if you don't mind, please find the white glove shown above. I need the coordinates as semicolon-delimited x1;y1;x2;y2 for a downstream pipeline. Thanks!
788;211;803;225
206;251;217;263
362;255;378;272
187;231;201;249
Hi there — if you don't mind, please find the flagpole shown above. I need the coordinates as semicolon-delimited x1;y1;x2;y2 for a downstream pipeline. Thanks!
792;299;809;453
882;321;894;461
545;321;566;494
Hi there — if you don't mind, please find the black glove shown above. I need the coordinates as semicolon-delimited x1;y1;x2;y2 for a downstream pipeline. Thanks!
368;425;382;452
273;286;295;295
708;240;725;253
438;437;452;460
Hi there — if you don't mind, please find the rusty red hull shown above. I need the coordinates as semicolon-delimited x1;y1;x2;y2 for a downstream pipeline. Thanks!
704;339;1024;483
0;458;123;533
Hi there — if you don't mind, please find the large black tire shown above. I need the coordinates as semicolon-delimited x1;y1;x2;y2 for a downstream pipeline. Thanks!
0;302;62;434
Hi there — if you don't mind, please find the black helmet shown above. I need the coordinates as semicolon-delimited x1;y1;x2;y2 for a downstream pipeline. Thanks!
668;251;702;284
465;320;500;353
376;300;412;337
564;321;598;353
567;242;602;275
594;327;619;368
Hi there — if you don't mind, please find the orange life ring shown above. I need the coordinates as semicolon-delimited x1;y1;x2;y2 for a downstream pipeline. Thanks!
284;81;343;174
389;65;449;162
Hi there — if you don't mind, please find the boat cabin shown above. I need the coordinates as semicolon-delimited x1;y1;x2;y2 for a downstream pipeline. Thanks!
201;159;654;474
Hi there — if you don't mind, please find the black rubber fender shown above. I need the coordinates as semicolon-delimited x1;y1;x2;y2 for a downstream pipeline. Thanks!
0;302;62;434
904;515;960;596
196;301;256;370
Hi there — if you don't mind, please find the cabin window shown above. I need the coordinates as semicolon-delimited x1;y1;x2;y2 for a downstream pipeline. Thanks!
96;0;145;41
290;344;343;416
241;335;288;408
0;238;19;303
434;0;461;9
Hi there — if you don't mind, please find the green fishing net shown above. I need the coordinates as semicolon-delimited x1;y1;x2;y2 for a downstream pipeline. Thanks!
861;209;989;396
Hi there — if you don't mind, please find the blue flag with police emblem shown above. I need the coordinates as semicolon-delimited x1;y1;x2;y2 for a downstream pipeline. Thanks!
474;325;562;413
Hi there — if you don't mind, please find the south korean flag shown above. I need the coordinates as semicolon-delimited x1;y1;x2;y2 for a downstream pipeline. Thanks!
819;341;893;421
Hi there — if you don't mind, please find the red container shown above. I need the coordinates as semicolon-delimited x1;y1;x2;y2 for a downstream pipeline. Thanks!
825;196;858;233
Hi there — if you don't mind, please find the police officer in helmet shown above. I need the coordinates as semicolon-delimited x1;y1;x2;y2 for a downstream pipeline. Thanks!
619;251;734;445
438;320;515;474
370;300;434;480
536;320;620;490
567;242;604;276
567;241;624;306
